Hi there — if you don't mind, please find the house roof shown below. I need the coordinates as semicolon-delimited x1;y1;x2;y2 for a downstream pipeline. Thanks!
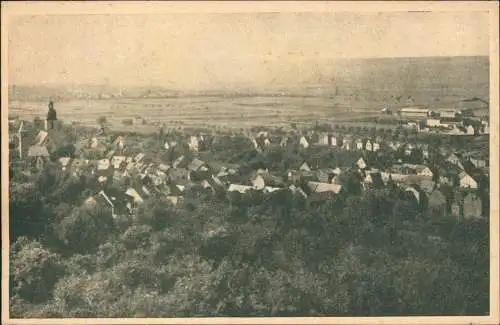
111;156;127;168
96;191;115;208
125;188;144;203
307;181;342;194
381;172;408;183
402;164;432;174
59;157;72;167
316;169;333;183
187;158;207;171
288;184;308;198
252;172;285;187
459;171;477;181
228;184;253;194
299;136;309;143
71;158;89;169
34;130;49;146
27;145;50;157
97;158;111;170
158;163;171;172
299;162;311;171
167;168;190;186
166;195;182;205
400;107;429;113
113;135;125;145
172;155;186;168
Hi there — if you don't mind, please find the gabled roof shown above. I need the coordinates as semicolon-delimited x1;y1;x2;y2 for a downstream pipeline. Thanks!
299;162;311;171
111;156;127;169
252;171;285;187
307;181;342;194
217;170;230;178
299;136;310;145
34;130;49;146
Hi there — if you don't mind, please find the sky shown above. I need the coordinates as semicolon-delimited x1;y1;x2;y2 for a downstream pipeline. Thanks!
7;11;490;89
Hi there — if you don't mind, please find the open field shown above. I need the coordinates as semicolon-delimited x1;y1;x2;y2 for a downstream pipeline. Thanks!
8;56;489;131
8;96;385;130
8;95;486;134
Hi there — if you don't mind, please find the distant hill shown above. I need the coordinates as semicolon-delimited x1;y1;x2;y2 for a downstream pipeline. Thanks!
8;56;489;103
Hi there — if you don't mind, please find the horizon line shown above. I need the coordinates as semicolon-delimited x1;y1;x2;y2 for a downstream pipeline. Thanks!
8;54;489;89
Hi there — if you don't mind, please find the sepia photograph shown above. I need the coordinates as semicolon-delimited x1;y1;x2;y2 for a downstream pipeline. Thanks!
2;1;499;324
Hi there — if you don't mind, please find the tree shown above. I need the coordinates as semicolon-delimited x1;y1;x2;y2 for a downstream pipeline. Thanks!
10;237;66;304
97;116;108;126
9;182;45;240
54;206;114;254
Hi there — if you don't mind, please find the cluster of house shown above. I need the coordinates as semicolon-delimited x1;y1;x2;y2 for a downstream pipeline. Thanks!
226;151;487;219
9;117;489;221
396;103;489;135
252;130;431;158
67;138;487;221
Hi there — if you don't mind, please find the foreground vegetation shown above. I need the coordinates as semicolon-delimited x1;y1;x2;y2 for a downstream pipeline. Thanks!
9;138;489;317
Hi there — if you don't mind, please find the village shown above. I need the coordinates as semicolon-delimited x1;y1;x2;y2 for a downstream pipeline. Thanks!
391;98;489;136
8;98;490;223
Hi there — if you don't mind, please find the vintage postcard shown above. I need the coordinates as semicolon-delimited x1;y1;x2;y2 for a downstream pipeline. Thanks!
1;1;499;325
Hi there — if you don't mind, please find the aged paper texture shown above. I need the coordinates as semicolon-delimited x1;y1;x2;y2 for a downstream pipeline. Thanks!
2;1;499;324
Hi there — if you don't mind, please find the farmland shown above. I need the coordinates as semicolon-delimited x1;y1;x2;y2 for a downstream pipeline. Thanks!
8;55;489;132
8;95;397;135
